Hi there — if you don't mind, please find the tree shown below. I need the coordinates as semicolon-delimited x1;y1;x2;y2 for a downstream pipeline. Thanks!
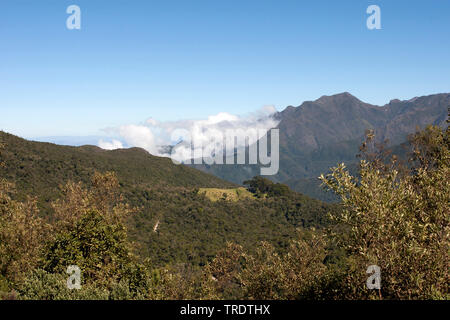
320;125;449;299
237;230;328;300
39;172;150;299
202;242;245;299
0;140;50;291
0;181;50;287
244;176;291;197
51;171;131;230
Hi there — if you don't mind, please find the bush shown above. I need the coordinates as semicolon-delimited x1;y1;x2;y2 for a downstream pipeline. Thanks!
319;125;449;299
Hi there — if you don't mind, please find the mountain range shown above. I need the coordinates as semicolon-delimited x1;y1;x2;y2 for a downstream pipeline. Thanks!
192;92;450;201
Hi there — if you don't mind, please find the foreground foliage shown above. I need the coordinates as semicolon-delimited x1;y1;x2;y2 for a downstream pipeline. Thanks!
319;125;449;299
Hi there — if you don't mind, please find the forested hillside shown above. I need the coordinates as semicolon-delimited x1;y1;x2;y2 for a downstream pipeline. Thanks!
0;131;234;201
0;131;337;268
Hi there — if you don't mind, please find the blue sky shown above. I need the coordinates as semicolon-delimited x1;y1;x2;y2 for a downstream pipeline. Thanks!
1;0;449;138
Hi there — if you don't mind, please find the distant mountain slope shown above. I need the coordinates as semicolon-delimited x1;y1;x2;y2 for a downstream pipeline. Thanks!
276;92;449;180
191;93;450;200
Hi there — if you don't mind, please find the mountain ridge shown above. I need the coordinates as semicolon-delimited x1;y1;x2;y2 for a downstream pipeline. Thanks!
191;92;450;200
0;130;236;206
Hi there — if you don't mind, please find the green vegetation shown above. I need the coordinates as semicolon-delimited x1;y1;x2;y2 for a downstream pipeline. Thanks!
244;176;291;198
317;125;449;299
203;124;449;300
0;121;448;300
0;131;338;299
128;177;334;266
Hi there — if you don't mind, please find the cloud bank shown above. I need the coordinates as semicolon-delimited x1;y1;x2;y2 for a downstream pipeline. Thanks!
98;106;279;161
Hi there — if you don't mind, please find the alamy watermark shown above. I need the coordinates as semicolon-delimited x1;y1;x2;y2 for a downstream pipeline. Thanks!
65;5;381;31
66;265;81;290
366;265;381;290
169;128;280;176
366;5;381;30
66;5;81;30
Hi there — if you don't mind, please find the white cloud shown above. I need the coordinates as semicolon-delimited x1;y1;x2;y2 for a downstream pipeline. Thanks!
97;106;279;161
118;125;158;154
98;139;123;150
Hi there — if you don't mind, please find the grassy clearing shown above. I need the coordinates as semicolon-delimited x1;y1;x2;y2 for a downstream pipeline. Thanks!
198;187;255;202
